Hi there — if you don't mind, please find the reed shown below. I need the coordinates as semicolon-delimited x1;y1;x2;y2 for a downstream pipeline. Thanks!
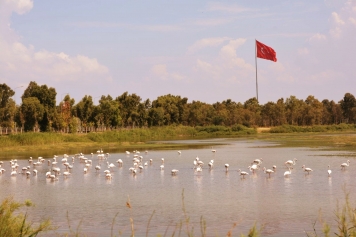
269;124;356;133
0;197;52;237
305;187;356;237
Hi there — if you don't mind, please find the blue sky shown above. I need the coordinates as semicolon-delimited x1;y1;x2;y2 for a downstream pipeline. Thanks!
1;0;355;105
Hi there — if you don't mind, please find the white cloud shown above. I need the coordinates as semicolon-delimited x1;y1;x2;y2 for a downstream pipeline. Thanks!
308;33;327;42
0;0;112;87
150;64;184;81
193;38;254;83
188;37;231;53
292;0;356;87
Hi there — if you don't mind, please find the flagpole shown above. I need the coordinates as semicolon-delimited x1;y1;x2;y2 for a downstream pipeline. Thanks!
255;39;258;102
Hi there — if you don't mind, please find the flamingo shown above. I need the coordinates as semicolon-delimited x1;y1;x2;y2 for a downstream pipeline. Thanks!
196;166;202;172
284;167;291;177
63;171;71;178
253;158;263;166
224;164;229;172
340;160;350;170
302;165;313;175
263;167;274;178
160;165;164;170
171;169;179;175
33;169;38;175
285;158;297;167
237;169;249;179
177;151;181;155
95;165;101;172
248;164;259;174
211;147;216;153
107;162;116;170
116;159;123;167
327;165;332;177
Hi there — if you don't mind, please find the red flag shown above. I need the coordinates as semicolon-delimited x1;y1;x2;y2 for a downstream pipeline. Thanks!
256;40;277;62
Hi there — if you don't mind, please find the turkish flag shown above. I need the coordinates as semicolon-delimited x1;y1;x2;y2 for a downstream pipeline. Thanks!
256;40;277;62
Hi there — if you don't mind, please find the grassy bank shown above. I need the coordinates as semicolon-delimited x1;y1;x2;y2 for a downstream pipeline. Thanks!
0;125;255;153
1;124;356;154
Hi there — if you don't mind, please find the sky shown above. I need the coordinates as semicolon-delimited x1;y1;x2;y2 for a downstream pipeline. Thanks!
1;0;355;105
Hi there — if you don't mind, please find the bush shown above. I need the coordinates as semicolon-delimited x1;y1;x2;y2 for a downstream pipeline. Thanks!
0;197;51;236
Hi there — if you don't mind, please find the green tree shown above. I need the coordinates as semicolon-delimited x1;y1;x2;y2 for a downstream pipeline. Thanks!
22;81;57;131
151;94;188;126
0;84;16;127
286;96;304;125
116;92;142;127
72;95;95;132
20;97;44;131
340;93;356;123
96;95;121;128
243;97;261;126
303;95;323;125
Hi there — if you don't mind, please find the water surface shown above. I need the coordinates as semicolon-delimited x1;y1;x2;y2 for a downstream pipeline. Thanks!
0;138;354;236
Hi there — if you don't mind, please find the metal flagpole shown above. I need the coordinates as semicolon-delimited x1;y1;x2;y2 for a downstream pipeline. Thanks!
255;39;258;102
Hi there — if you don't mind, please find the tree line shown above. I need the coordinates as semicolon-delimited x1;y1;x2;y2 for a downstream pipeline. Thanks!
0;81;355;132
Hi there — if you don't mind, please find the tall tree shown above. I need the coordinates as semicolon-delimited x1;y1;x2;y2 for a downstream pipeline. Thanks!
340;93;356;123
97;95;121;128
73;95;95;132
20;97;44;131
22;81;57;131
0;84;16;127
116;92;142;127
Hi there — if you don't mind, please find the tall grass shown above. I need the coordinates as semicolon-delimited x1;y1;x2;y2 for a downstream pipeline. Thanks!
0;125;256;148
269;124;356;133
305;188;356;237
0;197;51;236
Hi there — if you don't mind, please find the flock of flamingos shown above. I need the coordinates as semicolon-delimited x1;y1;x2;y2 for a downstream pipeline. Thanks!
0;147;352;181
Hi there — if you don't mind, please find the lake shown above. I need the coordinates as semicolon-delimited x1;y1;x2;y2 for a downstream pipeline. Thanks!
0;138;355;236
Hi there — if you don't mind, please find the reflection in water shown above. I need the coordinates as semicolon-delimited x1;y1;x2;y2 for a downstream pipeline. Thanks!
0;139;355;236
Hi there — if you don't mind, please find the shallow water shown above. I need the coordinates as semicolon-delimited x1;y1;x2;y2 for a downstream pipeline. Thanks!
0;138;355;236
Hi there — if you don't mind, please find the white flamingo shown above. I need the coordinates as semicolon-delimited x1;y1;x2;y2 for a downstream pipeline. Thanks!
171;169;179;175
237;169;249;179
285;158;297;167
63;171;71;178
224;164;229;172
340;160;350;170
211;146;216;153
116;159;123;167
253;158;263;166
263;167;274;178
284;167;291;177
248;164;259;174
302;165;313;175
327;165;332;177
